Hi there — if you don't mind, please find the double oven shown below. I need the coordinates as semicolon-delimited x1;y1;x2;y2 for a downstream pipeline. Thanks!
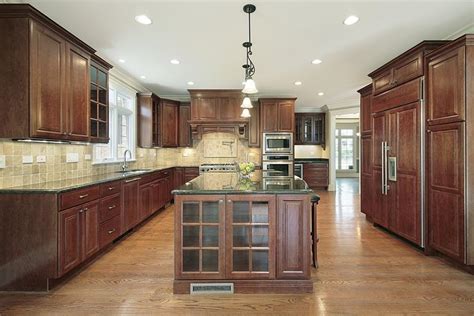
262;133;294;178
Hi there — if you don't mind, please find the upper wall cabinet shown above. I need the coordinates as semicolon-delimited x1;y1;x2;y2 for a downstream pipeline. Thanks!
179;102;192;147
137;93;180;148
368;41;449;96
0;4;112;142
295;113;325;148
259;98;296;133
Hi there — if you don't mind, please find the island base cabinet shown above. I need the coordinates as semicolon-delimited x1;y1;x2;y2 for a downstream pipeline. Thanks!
174;194;312;293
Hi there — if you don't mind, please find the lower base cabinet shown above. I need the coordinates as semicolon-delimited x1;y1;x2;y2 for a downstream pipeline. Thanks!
174;193;311;292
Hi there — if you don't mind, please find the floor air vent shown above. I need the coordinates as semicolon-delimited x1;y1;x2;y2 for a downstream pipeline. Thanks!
190;283;234;294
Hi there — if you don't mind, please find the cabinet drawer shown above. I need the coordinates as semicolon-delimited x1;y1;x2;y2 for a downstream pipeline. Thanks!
99;194;121;223
60;186;100;210
100;181;121;197
99;215;121;248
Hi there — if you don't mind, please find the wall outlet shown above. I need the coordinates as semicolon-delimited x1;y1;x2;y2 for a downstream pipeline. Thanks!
84;154;91;161
22;155;33;164
36;155;47;163
66;153;79;163
0;155;5;169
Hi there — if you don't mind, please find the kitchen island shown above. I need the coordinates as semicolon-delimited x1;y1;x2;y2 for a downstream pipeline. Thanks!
172;172;318;294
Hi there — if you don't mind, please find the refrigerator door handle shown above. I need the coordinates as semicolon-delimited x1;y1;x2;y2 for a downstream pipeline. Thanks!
384;142;390;194
381;141;385;195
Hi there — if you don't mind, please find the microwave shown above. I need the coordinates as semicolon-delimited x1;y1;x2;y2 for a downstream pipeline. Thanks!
263;132;293;155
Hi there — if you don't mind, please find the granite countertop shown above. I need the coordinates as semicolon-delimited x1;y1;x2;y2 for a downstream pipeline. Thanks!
0;165;199;194
173;171;317;197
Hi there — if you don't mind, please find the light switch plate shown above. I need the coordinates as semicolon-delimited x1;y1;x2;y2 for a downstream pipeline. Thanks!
0;155;5;168
36;155;47;163
22;155;33;164
84;154;91;161
66;153;79;163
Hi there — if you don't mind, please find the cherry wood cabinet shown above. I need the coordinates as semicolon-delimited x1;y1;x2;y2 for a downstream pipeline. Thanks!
427;46;466;125
369;41;448;96
58;200;99;276
0;4;111;142
358;84;373;218
359;84;373;135
302;162;329;190
425;35;474;266
137;93;180;148
248;103;260;147
295;113;325;147
189;90;243;122
259;98;296;133
179;102;192;147
184;167;200;183
122;178;140;232
89;55;112;143
276;195;310;279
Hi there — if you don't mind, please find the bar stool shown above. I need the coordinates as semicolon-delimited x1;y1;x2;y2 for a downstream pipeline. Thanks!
310;193;320;268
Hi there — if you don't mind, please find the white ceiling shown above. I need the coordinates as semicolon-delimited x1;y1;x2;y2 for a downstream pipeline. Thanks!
11;0;474;110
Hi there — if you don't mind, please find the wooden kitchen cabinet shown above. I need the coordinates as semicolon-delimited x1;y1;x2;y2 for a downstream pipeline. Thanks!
184;167;200;183
139;183;153;221
359;84;373;135
276;195;310;279
179;102;192;147
259;98;296;133
189;90;243;122
302;162;329;190
295;113;325;147
0;5;112;141
58;200;99;276
137;93;180;148
369;41;448;96
122;178;140;232
248;103;260;147
89;55;112;143
427;46;466;125
225;195;276;280
358;84;373;218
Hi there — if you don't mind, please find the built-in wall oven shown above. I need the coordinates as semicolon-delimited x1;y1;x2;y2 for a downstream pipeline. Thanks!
263;132;293;155
262;161;294;178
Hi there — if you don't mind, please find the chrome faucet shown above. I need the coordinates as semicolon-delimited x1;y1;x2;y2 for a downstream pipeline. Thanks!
122;149;132;172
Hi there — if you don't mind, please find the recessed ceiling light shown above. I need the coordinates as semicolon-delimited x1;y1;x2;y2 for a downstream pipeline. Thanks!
294;81;302;86
318;92;324;96
187;81;194;86
343;15;359;26
140;75;146;79
170;59;180;65
118;59;126;63
311;59;322;65
135;15;152;25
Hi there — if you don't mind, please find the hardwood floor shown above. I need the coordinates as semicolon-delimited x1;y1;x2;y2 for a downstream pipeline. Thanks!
1;178;474;314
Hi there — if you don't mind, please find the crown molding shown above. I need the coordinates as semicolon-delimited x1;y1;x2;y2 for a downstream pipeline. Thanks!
446;22;474;40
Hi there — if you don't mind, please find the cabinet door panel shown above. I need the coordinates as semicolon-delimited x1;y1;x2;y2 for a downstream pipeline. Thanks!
373;69;393;95
83;201;100;259
276;195;309;279
372;113;386;169
260;101;278;132
30;21;66;139
67;44;90;141
278;102;295;132
161;100;179;147
248;103;260;147
361;93;372;133
392;52;422;87
427;46;465;125
219;97;240;120
179;104;191;147
194;97;219;120
58;206;82;276
427;122;464;262
122;180;139;232
137;94;154;148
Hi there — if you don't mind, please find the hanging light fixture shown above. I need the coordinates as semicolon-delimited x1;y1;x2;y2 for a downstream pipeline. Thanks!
241;4;257;95
241;96;253;109
240;108;251;118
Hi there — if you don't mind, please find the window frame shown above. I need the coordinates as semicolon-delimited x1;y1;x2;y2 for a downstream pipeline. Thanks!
335;124;358;172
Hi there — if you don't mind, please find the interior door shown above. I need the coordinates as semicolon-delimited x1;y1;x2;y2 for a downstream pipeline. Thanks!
372;112;388;228
387;102;421;245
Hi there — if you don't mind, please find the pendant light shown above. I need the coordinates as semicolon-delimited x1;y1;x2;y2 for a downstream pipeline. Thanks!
241;4;257;94
241;96;253;109
240;108;251;118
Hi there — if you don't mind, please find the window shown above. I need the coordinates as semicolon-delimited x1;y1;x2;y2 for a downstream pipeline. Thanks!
93;78;136;164
335;125;358;171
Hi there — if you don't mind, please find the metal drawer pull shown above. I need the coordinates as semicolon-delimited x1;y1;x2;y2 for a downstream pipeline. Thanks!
108;229;116;234
108;187;115;191
125;177;141;183
79;194;89;199
108;205;116;210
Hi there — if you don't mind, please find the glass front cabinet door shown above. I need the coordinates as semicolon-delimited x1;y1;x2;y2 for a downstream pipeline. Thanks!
225;195;276;279
175;195;226;279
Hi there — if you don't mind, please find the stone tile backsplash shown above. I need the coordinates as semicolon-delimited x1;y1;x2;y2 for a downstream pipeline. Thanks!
0;133;261;189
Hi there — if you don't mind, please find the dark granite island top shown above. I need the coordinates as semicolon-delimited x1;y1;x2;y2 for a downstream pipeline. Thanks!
173;171;318;198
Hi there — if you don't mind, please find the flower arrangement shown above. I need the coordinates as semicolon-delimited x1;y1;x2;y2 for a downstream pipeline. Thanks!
238;162;255;177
